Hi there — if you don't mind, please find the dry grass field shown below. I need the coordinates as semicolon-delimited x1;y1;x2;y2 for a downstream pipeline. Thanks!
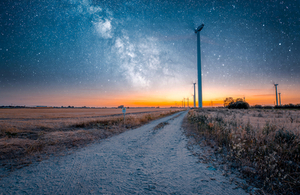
185;108;300;194
0;108;177;131
0;108;183;174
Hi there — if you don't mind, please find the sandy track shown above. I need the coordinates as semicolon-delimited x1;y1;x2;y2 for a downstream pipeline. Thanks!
0;111;247;194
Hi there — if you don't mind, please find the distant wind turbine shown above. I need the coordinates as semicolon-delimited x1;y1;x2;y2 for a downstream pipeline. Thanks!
274;84;279;106
195;24;204;108
193;82;196;108
279;92;281;105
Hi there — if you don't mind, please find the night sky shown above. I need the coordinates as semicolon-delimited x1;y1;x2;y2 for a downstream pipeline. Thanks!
1;0;300;107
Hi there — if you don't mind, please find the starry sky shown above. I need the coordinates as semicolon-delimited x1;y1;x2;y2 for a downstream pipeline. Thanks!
1;0;300;107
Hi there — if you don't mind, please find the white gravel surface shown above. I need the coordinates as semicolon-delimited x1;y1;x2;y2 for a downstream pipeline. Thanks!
0;111;248;194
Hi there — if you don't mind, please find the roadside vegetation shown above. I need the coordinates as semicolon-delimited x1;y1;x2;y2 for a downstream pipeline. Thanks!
0;109;182;175
185;108;300;194
253;104;300;109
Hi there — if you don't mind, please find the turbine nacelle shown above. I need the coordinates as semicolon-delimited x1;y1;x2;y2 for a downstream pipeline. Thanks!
195;24;204;33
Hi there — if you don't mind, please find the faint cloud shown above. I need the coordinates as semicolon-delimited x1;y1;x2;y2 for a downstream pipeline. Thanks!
115;38;124;52
94;19;112;39
68;0;90;5
67;0;113;39
88;6;102;14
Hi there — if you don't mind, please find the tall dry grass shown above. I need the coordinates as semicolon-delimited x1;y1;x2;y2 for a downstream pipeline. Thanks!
187;108;300;194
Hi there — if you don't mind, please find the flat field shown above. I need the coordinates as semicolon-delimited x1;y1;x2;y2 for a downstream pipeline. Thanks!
0;108;175;119
0;108;182;173
0;108;176;130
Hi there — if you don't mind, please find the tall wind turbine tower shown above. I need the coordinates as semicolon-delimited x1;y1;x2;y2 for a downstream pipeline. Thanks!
274;84;279;106
279;93;281;105
195;24;204;108
193;83;196;108
187;98;189;108
184;98;185;108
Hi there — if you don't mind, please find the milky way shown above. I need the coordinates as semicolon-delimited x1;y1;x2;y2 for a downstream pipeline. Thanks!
1;0;299;106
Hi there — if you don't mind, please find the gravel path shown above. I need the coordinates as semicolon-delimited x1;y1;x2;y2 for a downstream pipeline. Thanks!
0;111;247;194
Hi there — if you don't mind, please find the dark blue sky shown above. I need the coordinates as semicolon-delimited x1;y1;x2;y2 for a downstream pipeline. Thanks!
1;0;299;106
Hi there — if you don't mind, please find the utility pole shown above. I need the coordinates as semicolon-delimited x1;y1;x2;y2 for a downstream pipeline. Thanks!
187;98;189;108
184;98;185;108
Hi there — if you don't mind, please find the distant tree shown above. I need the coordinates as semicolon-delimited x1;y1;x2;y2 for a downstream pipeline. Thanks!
223;97;249;109
224;97;234;107
277;104;300;109
289;104;295;108
235;98;244;102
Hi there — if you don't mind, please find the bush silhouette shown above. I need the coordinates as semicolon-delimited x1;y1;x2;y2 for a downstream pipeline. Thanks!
228;101;249;109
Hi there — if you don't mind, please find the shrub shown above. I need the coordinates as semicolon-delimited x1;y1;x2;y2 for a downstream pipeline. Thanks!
274;129;297;145
253;105;263;109
228;101;249;109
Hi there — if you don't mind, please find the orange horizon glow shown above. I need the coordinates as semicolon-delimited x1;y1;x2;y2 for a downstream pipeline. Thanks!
2;84;299;107
8;94;298;108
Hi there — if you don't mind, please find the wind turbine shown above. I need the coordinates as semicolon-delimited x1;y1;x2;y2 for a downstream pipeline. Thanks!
195;24;204;108
274;84;279;106
279;92;281;105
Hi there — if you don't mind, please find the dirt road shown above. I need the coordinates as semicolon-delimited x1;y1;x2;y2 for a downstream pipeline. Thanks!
0;111;247;194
